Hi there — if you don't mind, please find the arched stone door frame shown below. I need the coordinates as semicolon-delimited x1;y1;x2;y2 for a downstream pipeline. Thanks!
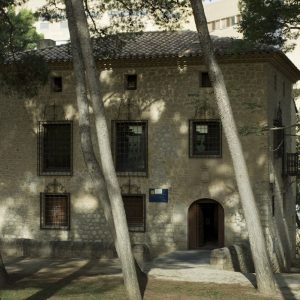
188;198;224;249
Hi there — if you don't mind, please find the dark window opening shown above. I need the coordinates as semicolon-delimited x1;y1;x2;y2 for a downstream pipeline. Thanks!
113;121;147;176
123;194;145;232
51;76;63;92
190;120;221;157
273;104;284;160
38;122;72;175
40;193;70;229
125;74;137;90
273;119;284;159
200;72;212;87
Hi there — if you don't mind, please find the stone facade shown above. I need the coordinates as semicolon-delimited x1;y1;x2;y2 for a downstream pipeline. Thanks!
0;54;298;270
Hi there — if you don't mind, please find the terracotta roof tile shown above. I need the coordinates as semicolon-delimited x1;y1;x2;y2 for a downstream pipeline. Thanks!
6;31;280;63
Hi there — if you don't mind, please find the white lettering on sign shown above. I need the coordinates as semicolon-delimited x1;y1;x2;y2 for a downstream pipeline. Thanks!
155;189;163;194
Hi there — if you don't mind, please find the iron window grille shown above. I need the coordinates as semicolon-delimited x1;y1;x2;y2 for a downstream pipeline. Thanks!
40;193;70;230
287;153;300;176
122;194;146;232
200;72;212;88
38;121;73;176
112;120;148;176
189;120;222;158
125;74;137;90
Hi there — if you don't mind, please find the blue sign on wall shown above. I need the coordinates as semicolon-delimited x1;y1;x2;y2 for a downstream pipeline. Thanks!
149;189;168;203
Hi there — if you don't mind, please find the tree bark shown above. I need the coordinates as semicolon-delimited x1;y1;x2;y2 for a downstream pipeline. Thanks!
0;251;8;288
64;0;117;246
189;0;277;296
66;1;142;299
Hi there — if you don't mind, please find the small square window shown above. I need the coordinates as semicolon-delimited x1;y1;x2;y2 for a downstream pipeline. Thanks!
51;76;63;92
189;120;222;158
200;72;212;88
38;121;72;175
40;193;70;230
125;74;137;90
112;120;147;176
122;194;145;232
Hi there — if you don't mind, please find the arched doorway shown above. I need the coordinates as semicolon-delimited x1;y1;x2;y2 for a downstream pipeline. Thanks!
188;199;224;249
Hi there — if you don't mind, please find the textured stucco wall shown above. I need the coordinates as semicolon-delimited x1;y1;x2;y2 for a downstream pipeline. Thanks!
0;59;296;266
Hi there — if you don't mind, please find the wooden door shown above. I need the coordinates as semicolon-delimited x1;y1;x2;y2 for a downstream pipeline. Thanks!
217;204;224;247
188;202;198;249
188;203;204;249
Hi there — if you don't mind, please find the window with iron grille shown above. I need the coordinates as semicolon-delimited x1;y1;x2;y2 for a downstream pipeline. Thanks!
200;72;212;87
287;153;300;176
40;193;70;229
189;120;221;157
38;121;72;175
112;121;147;176
122;194;145;232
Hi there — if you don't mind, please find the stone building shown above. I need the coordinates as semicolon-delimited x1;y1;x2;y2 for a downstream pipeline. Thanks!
0;31;299;271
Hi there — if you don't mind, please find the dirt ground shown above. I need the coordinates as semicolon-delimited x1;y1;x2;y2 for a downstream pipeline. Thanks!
1;276;275;300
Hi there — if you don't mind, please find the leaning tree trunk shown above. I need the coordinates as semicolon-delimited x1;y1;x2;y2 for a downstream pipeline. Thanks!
189;0;277;296
0;251;8;288
64;0;117;248
67;1;142;299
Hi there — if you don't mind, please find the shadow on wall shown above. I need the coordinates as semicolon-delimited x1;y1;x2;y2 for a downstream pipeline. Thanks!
0;64;277;258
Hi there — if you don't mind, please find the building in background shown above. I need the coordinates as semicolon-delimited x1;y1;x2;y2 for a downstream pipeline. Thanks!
23;0;300;74
200;0;300;92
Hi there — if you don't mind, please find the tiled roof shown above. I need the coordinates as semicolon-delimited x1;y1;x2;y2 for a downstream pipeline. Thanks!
6;31;280;63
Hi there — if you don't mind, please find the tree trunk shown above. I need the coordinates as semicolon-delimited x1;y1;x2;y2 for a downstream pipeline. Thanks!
64;0;117;247
189;0;277;296
0;251;8;288
66;1;142;299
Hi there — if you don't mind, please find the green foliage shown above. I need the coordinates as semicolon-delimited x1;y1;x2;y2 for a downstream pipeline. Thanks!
1;54;49;97
0;2;48;97
38;0;192;36
0;4;43;60
238;0;300;52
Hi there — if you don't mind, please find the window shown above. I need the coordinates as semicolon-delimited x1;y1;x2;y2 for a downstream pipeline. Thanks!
51;76;63;92
125;74;137;90
200;72;212;87
112;121;147;176
39;22;49;30
40;193;70;229
123;194;145;232
189;120;222;158
287;153;300;176
38;121;72;175
273;105;284;159
60;21;68;29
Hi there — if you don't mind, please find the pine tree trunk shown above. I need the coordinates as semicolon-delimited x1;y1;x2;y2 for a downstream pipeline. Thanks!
189;0;277;296
64;0;117;246
0;251;8;288
66;1;142;299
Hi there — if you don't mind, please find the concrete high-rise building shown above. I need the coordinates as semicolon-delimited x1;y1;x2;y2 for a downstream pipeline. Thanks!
200;0;300;85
